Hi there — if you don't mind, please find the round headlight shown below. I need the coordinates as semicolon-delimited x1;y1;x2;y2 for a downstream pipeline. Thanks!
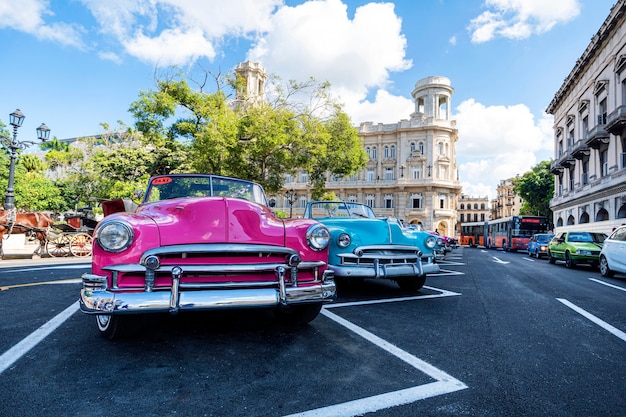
306;224;330;251
337;232;351;248
436;237;444;246
425;235;437;249
96;221;134;252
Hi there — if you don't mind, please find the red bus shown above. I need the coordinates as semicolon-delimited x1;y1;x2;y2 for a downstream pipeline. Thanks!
486;215;549;251
460;221;488;247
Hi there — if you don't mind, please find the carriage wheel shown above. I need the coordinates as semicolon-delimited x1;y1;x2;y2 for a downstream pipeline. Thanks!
46;233;72;257
70;233;93;257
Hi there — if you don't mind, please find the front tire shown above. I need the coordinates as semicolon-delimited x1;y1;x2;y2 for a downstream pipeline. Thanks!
564;252;575;268
599;256;615;277
548;251;556;264
96;315;141;340
274;303;323;326
396;274;426;291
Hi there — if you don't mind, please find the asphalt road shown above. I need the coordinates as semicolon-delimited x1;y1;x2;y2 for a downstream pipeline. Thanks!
0;247;625;417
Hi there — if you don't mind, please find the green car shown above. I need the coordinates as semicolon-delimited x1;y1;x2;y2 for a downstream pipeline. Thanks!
548;231;607;268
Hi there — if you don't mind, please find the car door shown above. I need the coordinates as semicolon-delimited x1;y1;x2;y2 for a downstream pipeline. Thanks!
528;235;537;254
612;228;626;272
550;232;567;259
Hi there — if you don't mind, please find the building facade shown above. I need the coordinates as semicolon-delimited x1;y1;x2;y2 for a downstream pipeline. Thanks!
458;194;490;228
490;176;523;220
280;76;462;237
547;0;626;234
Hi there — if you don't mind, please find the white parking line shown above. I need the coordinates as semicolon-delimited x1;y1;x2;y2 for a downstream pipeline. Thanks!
284;309;467;417
557;298;626;342
0;278;81;292
325;286;461;309
589;278;626;292
0;301;80;375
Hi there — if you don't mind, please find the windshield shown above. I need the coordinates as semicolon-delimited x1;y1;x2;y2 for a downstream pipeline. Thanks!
567;232;606;243
144;175;266;205
308;202;375;219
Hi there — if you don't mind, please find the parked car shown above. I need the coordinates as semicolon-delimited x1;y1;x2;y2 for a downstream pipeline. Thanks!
527;233;554;258
303;201;440;290
79;174;336;339
548;231;606;268
599;225;626;277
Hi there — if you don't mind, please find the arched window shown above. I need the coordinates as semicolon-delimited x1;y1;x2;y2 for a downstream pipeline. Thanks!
617;204;626;219
460;204;465;210
372;146;377;160
474;203;478;210
390;145;396;158
410;142;416;152
557;217;564;227
481;203;485;210
366;147;371;159
418;142;424;154
438;142;444;155
595;208;609;221
579;212;589;224
384;146;389;158
567;215;575;225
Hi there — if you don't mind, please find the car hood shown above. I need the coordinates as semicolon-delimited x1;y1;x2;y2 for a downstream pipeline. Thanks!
135;197;285;246
320;217;412;245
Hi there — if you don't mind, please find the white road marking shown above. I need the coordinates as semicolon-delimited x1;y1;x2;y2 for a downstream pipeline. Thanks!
557;298;626;342
492;257;510;264
325;286;461;309
434;269;465;276
589;278;626;292
0;302;80;375
284;309;467;417
523;257;535;262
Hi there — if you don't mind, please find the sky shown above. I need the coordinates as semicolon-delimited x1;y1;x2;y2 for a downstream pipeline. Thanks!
0;0;619;200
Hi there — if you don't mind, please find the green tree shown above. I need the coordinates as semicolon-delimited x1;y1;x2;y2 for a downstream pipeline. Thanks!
129;67;367;196
513;160;554;220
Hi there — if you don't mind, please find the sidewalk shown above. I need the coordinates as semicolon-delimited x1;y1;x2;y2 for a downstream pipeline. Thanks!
0;240;91;267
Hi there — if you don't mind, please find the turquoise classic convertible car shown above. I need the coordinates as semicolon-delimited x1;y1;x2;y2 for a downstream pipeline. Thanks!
303;201;440;290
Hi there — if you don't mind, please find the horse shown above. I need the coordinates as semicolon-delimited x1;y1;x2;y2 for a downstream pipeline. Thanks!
0;210;54;259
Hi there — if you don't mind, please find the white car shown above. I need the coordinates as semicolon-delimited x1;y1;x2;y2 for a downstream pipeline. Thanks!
599;225;626;277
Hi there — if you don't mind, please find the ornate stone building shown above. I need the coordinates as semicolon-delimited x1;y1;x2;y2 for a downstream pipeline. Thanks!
547;0;626;234
458;194;490;229
490;176;523;220
281;76;462;237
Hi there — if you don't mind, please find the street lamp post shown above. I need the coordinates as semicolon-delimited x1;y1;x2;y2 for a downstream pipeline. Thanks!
285;188;298;218
1;109;50;210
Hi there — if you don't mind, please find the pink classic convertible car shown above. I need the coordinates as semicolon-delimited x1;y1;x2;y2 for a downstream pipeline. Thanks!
80;174;336;339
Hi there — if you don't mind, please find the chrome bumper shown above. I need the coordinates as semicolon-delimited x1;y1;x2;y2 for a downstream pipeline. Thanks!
80;267;336;315
330;260;424;279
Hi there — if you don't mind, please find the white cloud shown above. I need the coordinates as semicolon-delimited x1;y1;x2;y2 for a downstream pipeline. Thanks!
468;0;581;43
454;99;554;200
0;0;84;47
80;0;282;65
248;0;412;102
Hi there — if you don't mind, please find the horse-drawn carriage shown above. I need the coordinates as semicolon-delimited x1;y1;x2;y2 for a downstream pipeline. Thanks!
46;211;98;257
0;208;99;259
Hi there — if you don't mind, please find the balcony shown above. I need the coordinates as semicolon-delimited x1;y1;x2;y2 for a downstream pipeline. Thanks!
570;139;590;160
605;105;626;135
550;160;564;175
586;116;610;149
557;151;576;168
